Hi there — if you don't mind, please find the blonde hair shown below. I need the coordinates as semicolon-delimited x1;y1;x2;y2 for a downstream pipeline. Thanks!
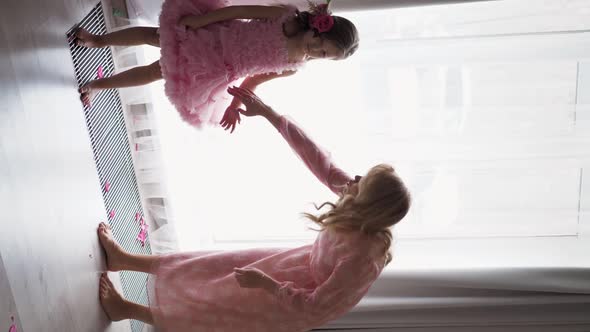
303;164;411;265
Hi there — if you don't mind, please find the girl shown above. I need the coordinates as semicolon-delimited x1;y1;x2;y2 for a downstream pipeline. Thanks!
75;0;359;130
96;86;411;331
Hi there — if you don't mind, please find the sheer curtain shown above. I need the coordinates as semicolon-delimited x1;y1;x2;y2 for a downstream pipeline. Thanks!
147;0;590;264
107;0;590;329
102;0;180;254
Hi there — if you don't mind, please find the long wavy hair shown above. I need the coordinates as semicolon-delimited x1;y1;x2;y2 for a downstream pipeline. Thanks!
303;164;411;265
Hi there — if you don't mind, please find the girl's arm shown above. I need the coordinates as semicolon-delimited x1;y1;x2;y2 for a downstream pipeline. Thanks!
179;5;290;29
244;71;298;91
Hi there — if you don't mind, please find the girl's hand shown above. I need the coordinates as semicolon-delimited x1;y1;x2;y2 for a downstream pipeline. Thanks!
220;106;241;133
227;86;272;118
225;86;283;131
234;267;274;289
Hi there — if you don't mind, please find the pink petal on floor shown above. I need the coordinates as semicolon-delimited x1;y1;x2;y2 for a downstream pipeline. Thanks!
135;212;141;221
108;210;115;219
137;226;149;246
137;232;147;245
97;65;104;79
104;181;111;192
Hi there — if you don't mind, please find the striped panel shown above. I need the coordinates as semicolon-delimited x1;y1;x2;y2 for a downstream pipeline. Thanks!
66;3;152;332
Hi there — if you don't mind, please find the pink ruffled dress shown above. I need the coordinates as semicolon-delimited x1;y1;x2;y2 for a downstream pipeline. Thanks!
148;116;386;331
158;0;303;127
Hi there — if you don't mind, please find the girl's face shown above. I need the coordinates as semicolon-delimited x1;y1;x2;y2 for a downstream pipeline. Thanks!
301;31;344;60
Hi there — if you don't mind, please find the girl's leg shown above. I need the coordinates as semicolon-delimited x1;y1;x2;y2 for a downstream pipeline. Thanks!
99;273;155;325
97;222;159;274
80;60;162;106
75;27;159;48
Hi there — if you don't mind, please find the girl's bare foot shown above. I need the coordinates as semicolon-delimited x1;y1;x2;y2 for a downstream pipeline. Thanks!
99;273;130;321
79;82;98;107
75;28;103;48
97;222;128;271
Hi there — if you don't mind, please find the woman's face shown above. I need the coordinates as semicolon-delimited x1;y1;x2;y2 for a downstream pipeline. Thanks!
343;175;362;197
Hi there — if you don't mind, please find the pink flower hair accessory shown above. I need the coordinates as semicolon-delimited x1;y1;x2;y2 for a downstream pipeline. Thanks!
308;1;334;33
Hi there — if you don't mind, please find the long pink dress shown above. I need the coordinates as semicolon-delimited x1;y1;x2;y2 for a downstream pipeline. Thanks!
158;0;303;128
148;116;385;331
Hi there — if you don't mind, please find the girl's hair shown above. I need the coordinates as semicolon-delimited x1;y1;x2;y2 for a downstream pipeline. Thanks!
303;164;411;266
288;10;360;59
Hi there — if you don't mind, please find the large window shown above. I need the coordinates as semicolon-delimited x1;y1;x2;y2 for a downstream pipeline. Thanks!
149;0;590;267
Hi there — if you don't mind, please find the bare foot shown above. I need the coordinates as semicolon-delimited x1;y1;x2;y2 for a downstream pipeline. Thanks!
75;28;103;48
97;222;128;271
99;273;129;321
79;82;98;107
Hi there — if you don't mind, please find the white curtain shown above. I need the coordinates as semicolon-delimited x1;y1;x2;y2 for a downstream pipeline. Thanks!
102;0;179;254
320;267;590;330
103;0;590;329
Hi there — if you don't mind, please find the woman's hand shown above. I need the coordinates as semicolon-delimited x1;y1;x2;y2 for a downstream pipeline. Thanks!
221;86;275;133
234;267;276;291
223;86;282;132
227;86;274;118
221;87;270;132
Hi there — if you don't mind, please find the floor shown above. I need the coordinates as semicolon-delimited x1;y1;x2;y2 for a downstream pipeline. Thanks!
2;0;590;331
0;0;132;330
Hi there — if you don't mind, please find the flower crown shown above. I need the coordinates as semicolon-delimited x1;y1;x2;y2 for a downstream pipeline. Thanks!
308;0;334;33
